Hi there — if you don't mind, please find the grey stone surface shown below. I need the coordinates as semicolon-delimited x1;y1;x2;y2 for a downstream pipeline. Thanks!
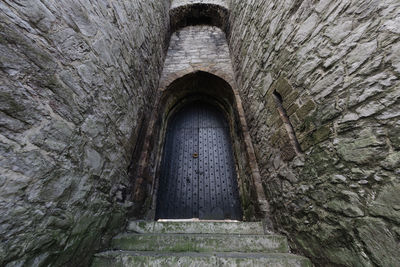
112;233;289;253
93;221;311;267
0;0;169;265
93;251;312;267
228;0;400;266
1;0;399;266
128;221;264;234
159;25;234;89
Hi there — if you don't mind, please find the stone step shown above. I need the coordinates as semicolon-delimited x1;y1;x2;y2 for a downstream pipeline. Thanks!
127;221;265;235
112;233;289;253
92;251;312;267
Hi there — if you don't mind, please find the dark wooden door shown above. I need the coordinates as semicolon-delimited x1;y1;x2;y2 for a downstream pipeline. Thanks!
156;102;242;220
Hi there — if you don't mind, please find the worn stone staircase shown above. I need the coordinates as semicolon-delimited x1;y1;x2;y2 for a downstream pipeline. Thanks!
92;221;311;266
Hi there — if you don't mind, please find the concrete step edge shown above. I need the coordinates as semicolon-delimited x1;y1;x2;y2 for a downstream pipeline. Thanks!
111;232;289;253
114;232;285;238
95;250;309;260
127;221;265;234
92;250;312;267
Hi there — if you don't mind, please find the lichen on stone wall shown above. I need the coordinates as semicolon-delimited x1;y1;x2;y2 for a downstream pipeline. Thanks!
229;0;400;265
0;0;169;265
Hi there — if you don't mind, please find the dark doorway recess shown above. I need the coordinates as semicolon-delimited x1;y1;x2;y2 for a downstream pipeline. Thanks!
156;101;242;220
170;3;229;33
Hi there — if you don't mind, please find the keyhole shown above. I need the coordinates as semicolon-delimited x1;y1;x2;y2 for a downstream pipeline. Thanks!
193;153;198;158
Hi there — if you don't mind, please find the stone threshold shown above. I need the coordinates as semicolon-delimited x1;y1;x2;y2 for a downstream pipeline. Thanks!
157;218;240;222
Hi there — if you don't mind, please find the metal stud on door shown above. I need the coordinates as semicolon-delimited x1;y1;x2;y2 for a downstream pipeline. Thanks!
156;101;242;220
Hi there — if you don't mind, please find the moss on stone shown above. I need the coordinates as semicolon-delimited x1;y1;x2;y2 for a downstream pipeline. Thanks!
274;77;293;98
295;100;316;121
283;90;300;108
369;183;400;223
355;217;400;267
286;103;299;117
336;132;386;164
300;124;331;151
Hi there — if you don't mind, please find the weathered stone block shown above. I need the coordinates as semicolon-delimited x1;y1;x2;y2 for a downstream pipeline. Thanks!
355;218;400;267
295;100;316;121
283;91;300;109
324;20;352;44
274;77;293;99
336;130;386;164
325;190;364;217
299;124;331;151
369;183;400;224
293;13;319;44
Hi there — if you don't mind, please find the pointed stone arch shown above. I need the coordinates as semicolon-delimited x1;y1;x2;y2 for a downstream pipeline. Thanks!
159;65;235;93
152;71;248;220
132;71;271;224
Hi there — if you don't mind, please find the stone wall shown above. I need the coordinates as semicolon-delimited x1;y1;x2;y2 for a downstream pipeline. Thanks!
0;0;169;265
229;0;400;266
160;25;234;89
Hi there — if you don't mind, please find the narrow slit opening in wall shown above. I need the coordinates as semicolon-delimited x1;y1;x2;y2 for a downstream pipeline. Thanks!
272;90;303;155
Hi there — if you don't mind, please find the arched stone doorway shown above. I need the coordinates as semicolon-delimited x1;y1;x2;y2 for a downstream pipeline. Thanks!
156;100;242;220
134;71;270;223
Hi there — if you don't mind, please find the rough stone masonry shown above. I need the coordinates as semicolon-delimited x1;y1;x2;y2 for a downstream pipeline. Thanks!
229;0;400;266
0;0;400;266
0;0;169;265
